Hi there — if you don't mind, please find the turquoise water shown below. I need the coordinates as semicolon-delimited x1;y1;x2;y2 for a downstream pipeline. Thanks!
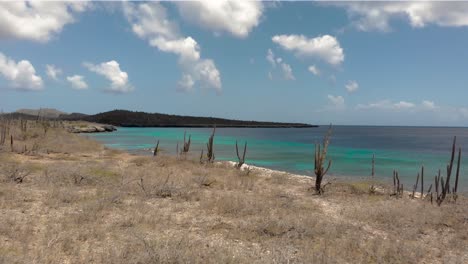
87;126;468;192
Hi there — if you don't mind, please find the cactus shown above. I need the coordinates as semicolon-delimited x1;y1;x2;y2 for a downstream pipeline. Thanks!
420;165;424;199
369;154;376;193
435;136;462;206
200;149;204;164
206;126;216;162
453;147;461;201
392;170;403;198
235;140;247;169
412;172;419;199
153;140;159;157
314;125;332;194
182;131;191;154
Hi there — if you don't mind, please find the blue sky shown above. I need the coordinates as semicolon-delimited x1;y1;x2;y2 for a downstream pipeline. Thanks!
2;1;468;126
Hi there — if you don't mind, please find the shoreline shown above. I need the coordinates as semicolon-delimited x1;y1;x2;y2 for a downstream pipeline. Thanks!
1;120;467;263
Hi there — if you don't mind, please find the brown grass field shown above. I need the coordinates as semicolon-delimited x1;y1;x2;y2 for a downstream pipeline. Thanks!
0;120;467;263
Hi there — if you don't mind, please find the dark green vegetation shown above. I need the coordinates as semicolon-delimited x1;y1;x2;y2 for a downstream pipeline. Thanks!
61;109;316;128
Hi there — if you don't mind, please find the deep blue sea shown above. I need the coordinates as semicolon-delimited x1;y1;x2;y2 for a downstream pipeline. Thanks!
87;126;468;192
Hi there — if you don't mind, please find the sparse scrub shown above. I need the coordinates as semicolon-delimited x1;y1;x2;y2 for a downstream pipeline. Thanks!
0;119;466;263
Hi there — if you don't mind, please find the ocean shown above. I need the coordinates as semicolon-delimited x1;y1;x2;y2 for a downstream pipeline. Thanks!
87;126;468;192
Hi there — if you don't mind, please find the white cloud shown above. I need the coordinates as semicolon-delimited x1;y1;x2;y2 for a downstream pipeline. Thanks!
177;74;195;92
185;59;222;94
272;34;344;66
84;60;133;93
357;100;420;111
345;80;359;93
327;94;345;110
123;2;222;93
333;2;468;32
266;49;276;67
46;64;62;81
265;48;295;81
124;2;179;40
149;36;200;62
67;75;87;90
394;101;415;109
308;65;320;76
0;1;90;42
175;0;263;38
281;63;295;80
422;100;436;110
0;52;43;91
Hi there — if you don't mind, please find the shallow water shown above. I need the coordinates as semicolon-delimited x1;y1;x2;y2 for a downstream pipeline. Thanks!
87;126;468;192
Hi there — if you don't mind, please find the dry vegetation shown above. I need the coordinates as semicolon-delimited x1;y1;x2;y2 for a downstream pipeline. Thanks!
0;119;467;263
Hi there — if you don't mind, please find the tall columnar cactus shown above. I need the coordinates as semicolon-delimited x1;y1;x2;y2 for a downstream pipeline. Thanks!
182;131;191;154
235;140;247;169
206;126;216;162
392;170;403;197
412;172;420;199
435;136;461;205
314;125;332;194
420;166;424;199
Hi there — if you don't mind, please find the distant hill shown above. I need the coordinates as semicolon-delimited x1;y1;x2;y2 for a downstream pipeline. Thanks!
62;110;316;128
16;108;67;119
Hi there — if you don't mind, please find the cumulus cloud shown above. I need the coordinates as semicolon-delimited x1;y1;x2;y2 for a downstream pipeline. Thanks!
45;64;62;81
175;0;263;38
327;94;345;110
123;2;222;93
332;2;468;32
66;75;88;90
0;52;43;91
345;80;359;93
308;65;320;76
0;1;90;42
84;60;133;93
265;49;295;81
272;34;344;66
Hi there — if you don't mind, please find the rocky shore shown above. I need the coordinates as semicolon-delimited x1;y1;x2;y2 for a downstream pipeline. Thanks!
66;123;117;133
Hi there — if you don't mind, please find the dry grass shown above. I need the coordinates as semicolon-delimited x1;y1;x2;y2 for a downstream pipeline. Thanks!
0;120;467;263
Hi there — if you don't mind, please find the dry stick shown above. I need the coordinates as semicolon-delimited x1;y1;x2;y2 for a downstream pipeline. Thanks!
10;135;13;152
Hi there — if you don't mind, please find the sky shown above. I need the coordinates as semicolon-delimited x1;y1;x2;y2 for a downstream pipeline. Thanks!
2;1;468;126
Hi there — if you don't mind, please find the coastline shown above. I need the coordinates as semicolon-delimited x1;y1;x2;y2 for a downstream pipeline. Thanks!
1;120;467;263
